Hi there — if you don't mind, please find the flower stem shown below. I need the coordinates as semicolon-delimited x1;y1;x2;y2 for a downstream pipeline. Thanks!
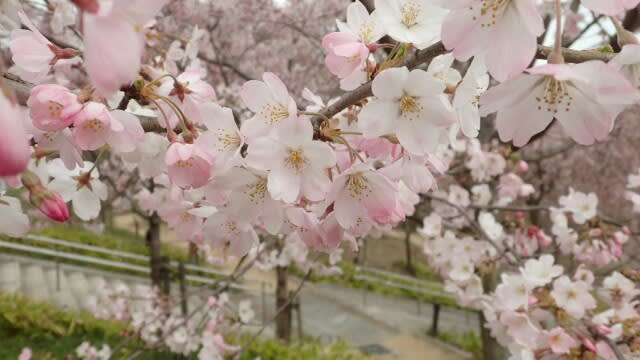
548;0;565;64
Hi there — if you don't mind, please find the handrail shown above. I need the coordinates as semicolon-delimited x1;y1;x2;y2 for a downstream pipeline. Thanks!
24;235;247;281
27;234;150;262
356;265;444;289
353;273;452;300
0;239;151;274
0;239;265;293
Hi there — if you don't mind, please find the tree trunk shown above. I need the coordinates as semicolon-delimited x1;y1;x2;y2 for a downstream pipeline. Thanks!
275;265;292;342
404;223;415;275
481;270;508;360
146;212;164;290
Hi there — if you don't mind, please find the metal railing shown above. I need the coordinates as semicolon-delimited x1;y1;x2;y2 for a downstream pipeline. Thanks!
0;236;270;294
353;266;479;337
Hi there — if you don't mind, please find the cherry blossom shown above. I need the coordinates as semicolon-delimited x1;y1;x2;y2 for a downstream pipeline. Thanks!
558;188;598;224
0;93;29;176
197;103;244;171
441;0;544;82
551;276;596;319
165;142;214;189
240;72;298;142
48;160;108;221
452;56;488;138
322;1;383;79
547;327;577;354
245;119;336;203
326;163;403;234
581;0;640;15
0;192;30;237
27;84;82;131
359;67;455;155
375;0;447;49
203;212;258;258
9;12;55;82
521;254;563;287
82;0;169;95
480;62;640;146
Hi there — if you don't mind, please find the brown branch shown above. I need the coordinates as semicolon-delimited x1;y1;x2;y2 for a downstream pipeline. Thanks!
536;45;614;62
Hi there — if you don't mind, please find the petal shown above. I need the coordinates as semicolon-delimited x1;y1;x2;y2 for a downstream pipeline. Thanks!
372;67;409;99
72;187;101;221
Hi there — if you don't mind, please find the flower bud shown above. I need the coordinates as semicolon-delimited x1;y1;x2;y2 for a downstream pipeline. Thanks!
70;0;100;13
536;230;553;248
37;191;70;222
516;160;529;174
21;170;70;222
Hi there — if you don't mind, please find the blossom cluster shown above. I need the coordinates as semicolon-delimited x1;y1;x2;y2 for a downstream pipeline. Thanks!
2;0;640;358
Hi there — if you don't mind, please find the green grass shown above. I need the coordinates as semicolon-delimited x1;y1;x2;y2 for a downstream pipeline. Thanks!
36;225;189;262
0;292;370;360
437;331;483;359
300;262;463;309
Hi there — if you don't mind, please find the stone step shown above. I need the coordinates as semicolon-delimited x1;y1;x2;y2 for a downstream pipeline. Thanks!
0;261;20;294
21;265;49;302
45;269;79;310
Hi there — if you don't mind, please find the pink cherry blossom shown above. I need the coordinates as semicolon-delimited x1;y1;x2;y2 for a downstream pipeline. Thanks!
288;209;345;252
558;188;598;225
441;0;544;82
10;12;55;82
18;347;32;360
82;0;169;95
197;103;244;170
551;276;596;319
359;67;455;155
165;142;214;189
30;128;83;170
547;327;577;354
157;70;217;128
240;72;298;141
322;32;369;79
0;193;30;237
521;254;563;287
453;56;488;138
376;0;447;49
203;212;258;258
47;160;108;221
220;167;284;235
581;0;640;15
480;62;640;146
326;163;404;233
245;119;336;203
27;84;81;131
499;311;541;348
0;93;30;177
71;102;119;150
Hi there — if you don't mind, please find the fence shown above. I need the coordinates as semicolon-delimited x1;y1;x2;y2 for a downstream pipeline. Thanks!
354;266;478;337
0;235;273;320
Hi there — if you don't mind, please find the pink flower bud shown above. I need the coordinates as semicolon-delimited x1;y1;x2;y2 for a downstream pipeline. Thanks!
207;296;217;307
517;160;529;174
21;170;70;223
528;295;538;306
527;225;539;237
515;211;525;220
38;191;70;222
582;337;597;353
536;231;553;248
69;0;100;13
597;325;612;335
622;226;631;236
